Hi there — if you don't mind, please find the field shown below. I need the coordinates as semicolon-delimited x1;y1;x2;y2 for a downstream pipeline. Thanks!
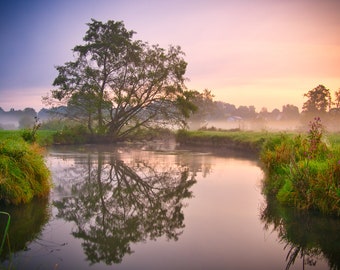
0;130;56;146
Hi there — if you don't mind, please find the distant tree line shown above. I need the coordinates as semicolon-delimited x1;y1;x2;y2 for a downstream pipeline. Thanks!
1;84;339;131
0;107;42;130
187;85;340;130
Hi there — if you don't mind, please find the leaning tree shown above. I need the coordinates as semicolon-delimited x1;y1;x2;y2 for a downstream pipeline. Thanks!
48;19;196;140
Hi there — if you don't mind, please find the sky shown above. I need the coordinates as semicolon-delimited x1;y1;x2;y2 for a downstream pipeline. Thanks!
0;0;340;112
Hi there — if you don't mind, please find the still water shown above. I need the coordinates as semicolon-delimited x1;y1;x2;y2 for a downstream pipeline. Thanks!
1;143;339;270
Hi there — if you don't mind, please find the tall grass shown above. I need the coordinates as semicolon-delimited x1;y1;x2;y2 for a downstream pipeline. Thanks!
0;139;51;205
260;118;340;216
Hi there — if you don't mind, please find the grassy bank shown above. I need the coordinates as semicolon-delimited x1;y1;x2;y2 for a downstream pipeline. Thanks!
0;131;53;205
1;127;339;214
0;130;56;146
176;125;340;216
260;132;340;216
176;129;288;153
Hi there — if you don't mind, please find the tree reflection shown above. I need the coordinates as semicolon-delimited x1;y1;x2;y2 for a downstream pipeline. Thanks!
261;196;340;270
53;151;196;265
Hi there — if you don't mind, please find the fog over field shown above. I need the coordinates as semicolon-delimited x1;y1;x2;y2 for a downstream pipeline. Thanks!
197;119;301;132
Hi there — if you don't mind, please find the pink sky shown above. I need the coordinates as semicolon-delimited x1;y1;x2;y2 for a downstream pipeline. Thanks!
1;0;339;112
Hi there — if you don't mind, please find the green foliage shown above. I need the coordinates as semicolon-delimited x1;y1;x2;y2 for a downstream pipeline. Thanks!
40;119;67;130
302;84;331;113
277;178;293;204
0;140;51;205
21;116;41;143
177;129;280;153
49;19;196;141
53;125;90;144
0;130;56;147
261;118;340;216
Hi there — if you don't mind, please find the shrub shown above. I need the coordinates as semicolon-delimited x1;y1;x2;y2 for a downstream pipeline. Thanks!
21;117;41;143
53;125;89;144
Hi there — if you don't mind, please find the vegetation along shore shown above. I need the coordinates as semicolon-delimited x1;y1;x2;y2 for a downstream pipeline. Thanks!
0;130;51;205
177;119;340;216
1;118;339;217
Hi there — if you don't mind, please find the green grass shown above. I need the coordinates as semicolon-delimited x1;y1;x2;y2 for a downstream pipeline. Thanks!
0;130;56;146
260;132;340;216
176;129;294;153
0;130;53;205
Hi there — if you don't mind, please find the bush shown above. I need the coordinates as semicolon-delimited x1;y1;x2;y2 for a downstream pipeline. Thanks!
53;125;90;144
21;116;41;143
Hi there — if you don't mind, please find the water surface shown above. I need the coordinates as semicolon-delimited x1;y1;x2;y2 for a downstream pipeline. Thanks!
0;143;338;269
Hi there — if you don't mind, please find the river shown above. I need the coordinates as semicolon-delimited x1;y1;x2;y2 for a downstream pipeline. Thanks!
0;143;339;269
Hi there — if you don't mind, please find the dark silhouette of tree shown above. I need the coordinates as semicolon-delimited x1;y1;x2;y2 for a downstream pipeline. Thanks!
53;149;196;265
48;19;196;140
236;105;256;118
302;85;331;114
188;89;215;129
282;104;299;120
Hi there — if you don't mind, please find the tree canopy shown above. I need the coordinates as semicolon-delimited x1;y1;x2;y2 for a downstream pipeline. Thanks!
302;85;331;114
48;19;196;140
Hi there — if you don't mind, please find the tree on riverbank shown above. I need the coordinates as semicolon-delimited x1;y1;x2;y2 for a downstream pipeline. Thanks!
46;19;196;141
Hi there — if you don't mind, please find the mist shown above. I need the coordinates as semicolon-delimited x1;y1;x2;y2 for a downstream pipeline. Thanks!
0;115;19;130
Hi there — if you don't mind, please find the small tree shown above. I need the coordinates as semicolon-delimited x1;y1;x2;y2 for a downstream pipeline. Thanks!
48;19;196;141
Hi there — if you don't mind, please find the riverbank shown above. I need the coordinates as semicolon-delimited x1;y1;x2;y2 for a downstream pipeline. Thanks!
1;129;339;216
176;128;340;216
175;129;280;154
0;131;52;204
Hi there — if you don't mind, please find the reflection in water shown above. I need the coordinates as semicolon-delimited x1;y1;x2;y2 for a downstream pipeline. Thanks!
52;147;196;265
0;198;50;260
0;144;338;269
261;196;340;270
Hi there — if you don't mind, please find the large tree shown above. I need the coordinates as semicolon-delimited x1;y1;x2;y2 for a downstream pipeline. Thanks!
49;19;196;140
302;85;331;114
